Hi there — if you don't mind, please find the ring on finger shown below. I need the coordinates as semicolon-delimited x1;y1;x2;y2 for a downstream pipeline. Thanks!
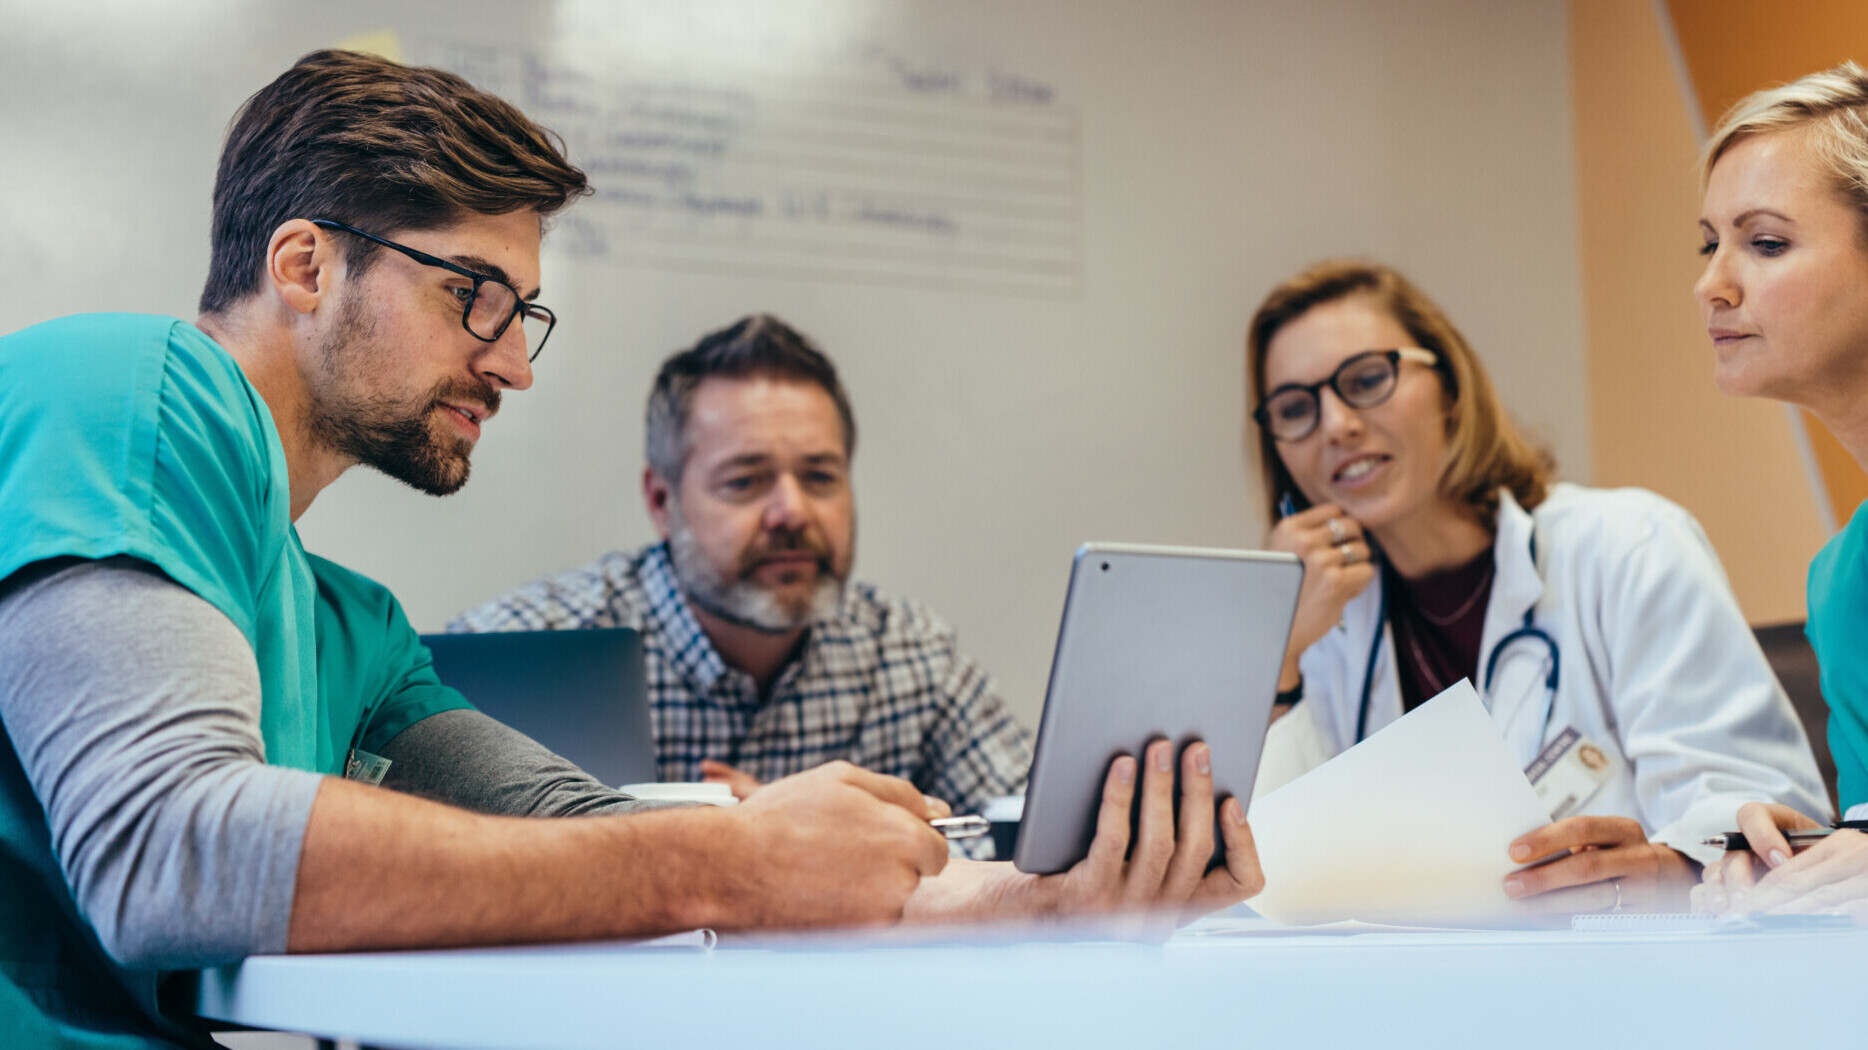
1338;542;1360;567
1325;517;1348;545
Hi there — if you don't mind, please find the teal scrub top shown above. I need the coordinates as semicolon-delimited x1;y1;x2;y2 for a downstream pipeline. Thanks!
0;315;470;1048
1809;500;1868;813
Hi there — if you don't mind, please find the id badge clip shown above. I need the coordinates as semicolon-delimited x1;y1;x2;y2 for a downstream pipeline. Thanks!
344;748;392;786
1523;727;1615;821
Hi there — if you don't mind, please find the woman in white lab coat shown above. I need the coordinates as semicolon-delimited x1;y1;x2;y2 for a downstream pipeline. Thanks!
1246;260;1828;914
1690;63;1868;920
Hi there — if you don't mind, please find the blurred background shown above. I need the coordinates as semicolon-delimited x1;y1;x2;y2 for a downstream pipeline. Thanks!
1;0;1857;728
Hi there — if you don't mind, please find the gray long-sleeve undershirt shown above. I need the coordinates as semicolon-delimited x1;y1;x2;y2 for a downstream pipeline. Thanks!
376;707;664;817
0;557;654;972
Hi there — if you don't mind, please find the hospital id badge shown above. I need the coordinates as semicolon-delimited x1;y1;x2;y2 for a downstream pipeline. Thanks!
344;748;392;786
1522;728;1615;821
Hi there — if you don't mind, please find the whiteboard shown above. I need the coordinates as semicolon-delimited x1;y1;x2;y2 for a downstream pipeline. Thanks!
0;0;1583;730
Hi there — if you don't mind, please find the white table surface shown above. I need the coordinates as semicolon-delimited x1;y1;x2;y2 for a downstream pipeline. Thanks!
194;917;1868;1049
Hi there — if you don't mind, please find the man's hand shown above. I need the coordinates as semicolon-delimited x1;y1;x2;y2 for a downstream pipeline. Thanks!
699;759;765;800
1036;740;1261;925
713;761;950;930
698;760;950;813
1693;803;1868;922
906;740;1263;936
1502;815;1699;914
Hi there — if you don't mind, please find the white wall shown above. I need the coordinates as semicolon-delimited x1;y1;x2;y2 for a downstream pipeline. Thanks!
0;0;1581;730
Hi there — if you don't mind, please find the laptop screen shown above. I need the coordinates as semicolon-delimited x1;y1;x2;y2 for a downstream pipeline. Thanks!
420;628;656;788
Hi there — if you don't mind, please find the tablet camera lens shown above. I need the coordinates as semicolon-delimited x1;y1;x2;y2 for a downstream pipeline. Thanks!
1100;561;1110;572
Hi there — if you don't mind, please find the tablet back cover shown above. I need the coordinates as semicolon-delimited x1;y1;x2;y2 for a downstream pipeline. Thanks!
1014;544;1302;874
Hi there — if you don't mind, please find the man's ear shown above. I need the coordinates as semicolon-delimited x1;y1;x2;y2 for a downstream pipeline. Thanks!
643;466;675;539
265;220;337;316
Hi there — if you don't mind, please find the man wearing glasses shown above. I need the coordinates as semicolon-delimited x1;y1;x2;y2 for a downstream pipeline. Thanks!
0;50;1261;1050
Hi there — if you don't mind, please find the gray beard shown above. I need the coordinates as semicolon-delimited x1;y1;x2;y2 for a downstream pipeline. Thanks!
665;509;844;635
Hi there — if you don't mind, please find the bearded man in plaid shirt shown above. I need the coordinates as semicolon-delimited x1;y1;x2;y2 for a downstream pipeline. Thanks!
450;314;1032;852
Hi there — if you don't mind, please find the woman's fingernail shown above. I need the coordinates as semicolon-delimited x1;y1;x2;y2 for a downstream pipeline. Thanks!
1503;878;1524;898
1194;744;1212;776
1117;757;1136;785
1154;743;1173;772
1227;798;1247;826
1768;849;1788;868
1510;843;1531;862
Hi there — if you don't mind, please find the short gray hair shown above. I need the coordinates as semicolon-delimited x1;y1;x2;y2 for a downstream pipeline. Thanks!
1703;61;1868;238
644;314;857;485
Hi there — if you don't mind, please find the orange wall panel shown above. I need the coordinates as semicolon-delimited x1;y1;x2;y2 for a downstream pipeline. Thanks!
1571;0;1825;623
1667;0;1868;122
1666;0;1868;525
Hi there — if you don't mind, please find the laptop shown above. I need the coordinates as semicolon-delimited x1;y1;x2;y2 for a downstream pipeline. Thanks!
420;628;657;788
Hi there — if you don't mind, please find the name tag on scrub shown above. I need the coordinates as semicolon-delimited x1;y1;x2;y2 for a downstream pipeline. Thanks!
1523;728;1615;821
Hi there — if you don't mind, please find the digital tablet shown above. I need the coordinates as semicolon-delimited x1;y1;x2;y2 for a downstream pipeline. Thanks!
1013;543;1303;875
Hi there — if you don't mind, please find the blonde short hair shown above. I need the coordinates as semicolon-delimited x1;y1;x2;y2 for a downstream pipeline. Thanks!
1702;60;1868;235
1244;260;1552;528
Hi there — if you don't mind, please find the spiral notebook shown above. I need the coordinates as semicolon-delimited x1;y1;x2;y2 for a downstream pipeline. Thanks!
1571;912;1854;933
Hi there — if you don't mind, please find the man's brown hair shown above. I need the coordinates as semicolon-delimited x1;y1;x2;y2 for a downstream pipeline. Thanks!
1245;260;1552;529
199;49;589;314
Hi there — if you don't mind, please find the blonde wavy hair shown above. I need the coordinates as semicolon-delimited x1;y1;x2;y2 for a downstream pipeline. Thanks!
1245;260;1552;529
1701;60;1868;231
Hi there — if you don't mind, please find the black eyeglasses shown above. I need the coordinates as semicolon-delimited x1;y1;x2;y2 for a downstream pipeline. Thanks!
311;219;557;362
1253;348;1439;442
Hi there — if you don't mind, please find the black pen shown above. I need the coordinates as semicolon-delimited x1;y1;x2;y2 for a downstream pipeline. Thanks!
1703;819;1868;852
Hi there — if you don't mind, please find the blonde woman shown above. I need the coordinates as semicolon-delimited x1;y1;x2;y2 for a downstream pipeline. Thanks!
1248;261;1827;914
1692;63;1868;920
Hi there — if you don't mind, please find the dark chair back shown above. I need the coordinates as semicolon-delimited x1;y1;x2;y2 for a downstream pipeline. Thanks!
1753;622;1838;813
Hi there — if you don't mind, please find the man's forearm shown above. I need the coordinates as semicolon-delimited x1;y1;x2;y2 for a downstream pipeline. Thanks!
289;777;742;951
291;758;966;948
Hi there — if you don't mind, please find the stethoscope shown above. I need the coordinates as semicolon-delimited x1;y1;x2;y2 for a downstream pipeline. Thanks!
1352;532;1561;746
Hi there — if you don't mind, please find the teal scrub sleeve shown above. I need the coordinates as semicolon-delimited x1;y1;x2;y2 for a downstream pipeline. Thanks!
1831;709;1867;814
0;315;284;644
1807;501;1868;813
307;555;474;760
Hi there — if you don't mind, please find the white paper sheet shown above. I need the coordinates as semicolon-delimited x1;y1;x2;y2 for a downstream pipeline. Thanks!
1245;680;1551;927
618;782;738;806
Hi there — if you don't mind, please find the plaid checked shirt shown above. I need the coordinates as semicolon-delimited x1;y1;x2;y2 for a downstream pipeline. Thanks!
448;543;1032;856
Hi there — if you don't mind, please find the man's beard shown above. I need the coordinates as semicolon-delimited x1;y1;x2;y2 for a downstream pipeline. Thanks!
666;502;845;634
306;294;499;497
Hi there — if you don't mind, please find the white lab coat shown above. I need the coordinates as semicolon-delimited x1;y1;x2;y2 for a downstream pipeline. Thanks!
1256;483;1830;864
